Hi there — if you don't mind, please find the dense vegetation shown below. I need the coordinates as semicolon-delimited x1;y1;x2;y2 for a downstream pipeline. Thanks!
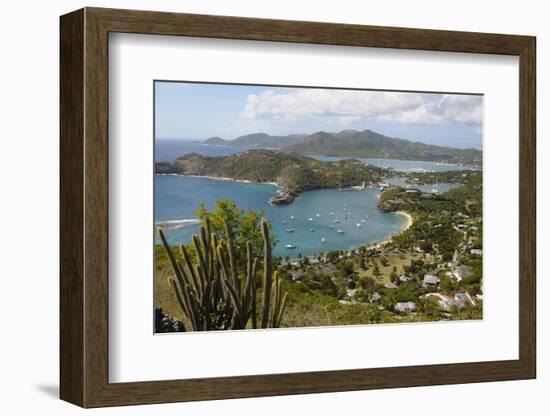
379;171;482;261
199;129;482;166
404;169;482;185
156;149;390;195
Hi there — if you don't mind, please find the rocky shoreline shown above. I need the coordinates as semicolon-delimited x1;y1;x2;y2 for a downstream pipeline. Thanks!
269;189;296;205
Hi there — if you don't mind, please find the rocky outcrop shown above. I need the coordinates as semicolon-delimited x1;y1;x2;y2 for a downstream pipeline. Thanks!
269;190;296;205
154;307;186;333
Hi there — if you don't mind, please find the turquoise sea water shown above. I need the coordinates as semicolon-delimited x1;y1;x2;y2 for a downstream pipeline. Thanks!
154;139;465;257
156;175;408;257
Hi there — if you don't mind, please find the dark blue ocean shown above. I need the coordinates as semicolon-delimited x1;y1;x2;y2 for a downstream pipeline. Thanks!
155;139;462;257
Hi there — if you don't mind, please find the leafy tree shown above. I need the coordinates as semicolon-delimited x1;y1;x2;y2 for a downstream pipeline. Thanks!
372;261;381;279
420;296;441;317
359;276;376;292
390;266;399;285
336;260;355;278
194;199;277;259
394;281;419;303
439;275;457;291
325;250;340;262
365;304;381;323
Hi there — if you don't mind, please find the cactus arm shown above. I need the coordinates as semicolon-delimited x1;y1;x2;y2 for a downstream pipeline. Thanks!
222;277;244;328
242;242;254;318
276;293;289;328
157;228;186;287
200;225;210;277
224;219;240;293
169;277;199;330
260;219;273;328
251;258;258;329
192;235;207;296
180;244;202;296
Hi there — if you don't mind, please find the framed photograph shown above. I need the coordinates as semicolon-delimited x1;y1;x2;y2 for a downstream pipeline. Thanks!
60;7;536;408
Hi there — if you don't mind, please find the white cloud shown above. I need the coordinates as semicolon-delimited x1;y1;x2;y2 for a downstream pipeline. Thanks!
382;94;483;125
241;89;482;127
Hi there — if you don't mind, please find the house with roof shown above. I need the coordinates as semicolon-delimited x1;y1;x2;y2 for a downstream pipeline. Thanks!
436;292;476;311
394;301;416;313
370;292;382;303
423;274;440;288
452;265;473;282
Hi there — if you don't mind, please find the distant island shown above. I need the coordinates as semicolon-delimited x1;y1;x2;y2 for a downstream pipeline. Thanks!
155;149;391;205
198;129;482;167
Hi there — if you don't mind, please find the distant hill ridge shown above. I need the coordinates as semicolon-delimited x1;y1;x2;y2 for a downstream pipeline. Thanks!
201;129;482;166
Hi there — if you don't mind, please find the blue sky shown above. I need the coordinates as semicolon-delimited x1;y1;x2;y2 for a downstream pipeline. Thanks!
155;81;483;149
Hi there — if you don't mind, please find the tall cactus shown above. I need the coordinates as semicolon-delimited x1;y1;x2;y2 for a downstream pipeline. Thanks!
260;219;273;328
157;217;287;331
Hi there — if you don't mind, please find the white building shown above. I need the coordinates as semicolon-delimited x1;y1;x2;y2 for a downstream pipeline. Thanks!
394;302;416;313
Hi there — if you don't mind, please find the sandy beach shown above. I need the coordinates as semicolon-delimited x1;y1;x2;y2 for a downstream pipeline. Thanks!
395;210;414;231
157;173;280;189
369;211;414;249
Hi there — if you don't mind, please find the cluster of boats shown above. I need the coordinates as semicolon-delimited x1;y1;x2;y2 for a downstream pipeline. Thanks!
283;207;369;250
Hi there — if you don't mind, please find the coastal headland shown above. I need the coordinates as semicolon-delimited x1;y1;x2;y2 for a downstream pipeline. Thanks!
155;149;393;205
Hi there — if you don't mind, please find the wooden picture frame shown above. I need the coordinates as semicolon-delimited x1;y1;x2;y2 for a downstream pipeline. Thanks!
60;7;536;408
